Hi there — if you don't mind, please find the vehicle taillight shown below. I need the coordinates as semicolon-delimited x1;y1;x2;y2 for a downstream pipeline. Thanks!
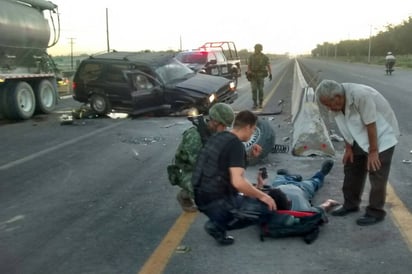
72;82;77;90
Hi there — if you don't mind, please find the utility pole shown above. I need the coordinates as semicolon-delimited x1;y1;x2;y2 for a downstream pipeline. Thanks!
68;37;75;70
368;25;372;64
106;8;110;52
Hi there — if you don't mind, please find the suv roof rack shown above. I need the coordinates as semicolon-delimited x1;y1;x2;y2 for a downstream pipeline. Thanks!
86;51;175;65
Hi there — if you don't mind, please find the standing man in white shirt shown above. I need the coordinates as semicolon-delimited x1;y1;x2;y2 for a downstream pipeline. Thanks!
315;79;400;226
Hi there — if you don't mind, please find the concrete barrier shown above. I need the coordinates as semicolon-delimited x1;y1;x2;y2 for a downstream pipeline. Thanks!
291;60;306;123
291;60;335;157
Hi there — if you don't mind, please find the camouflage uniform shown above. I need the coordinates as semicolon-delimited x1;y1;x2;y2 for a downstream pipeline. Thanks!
168;126;203;209
248;44;271;108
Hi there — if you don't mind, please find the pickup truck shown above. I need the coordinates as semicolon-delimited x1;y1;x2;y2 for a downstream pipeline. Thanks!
175;41;241;87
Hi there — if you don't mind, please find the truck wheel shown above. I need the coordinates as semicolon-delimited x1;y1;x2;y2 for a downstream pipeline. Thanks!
2;81;36;120
243;117;275;166
90;94;111;115
35;79;57;114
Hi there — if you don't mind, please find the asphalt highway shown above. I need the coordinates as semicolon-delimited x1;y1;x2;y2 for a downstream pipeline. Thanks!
1;58;411;274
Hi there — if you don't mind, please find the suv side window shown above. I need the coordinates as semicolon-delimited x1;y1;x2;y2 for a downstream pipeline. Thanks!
105;64;129;83
78;63;103;81
134;75;154;90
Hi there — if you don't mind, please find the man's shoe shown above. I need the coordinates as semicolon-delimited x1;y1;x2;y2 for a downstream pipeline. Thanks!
320;159;334;176
216;235;235;245
204;221;235;245
356;214;384;226
331;205;359;216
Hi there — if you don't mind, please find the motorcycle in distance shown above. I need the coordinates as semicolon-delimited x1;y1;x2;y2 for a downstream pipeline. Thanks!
385;60;395;75
385;52;396;75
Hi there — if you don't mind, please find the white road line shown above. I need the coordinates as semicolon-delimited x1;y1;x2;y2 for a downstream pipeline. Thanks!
0;122;123;171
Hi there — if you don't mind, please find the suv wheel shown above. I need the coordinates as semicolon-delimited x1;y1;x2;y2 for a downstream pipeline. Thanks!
90;94;111;115
243;117;275;166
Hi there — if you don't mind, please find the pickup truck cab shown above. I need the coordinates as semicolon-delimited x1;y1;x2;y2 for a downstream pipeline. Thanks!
175;41;241;87
175;49;228;75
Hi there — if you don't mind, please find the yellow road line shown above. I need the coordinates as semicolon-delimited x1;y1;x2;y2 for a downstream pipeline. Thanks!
137;212;198;274
387;183;412;251
137;183;411;274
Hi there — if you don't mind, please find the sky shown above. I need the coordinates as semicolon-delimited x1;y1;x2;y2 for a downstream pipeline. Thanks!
45;0;412;56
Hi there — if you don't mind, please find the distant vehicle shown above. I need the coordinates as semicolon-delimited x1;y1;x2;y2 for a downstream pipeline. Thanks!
72;51;238;116
0;0;61;120
175;41;241;86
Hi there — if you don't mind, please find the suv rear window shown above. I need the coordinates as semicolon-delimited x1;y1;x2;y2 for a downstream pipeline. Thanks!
77;62;131;83
106;64;129;82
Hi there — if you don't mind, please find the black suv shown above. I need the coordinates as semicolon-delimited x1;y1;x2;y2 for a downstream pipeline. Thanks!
72;52;237;115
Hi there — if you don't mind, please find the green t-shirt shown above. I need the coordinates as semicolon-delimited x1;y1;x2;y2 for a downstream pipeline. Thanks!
248;53;269;77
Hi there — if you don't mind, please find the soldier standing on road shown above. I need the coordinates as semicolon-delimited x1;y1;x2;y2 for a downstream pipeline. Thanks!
315;79;400;226
247;43;272;109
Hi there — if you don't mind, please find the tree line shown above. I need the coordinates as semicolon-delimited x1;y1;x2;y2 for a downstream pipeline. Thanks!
312;17;412;58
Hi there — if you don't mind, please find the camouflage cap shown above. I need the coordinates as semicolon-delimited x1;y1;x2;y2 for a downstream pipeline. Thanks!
208;103;234;126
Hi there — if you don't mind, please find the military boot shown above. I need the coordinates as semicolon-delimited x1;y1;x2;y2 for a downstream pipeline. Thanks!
176;190;197;212
252;100;258;110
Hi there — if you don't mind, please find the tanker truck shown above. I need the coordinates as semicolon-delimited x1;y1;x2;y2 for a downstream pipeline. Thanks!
0;0;61;120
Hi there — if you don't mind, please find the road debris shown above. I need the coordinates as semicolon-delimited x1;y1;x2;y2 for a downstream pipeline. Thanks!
59;114;74;125
175;245;191;253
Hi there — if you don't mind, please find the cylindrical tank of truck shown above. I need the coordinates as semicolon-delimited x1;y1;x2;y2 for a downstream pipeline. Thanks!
0;0;60;120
